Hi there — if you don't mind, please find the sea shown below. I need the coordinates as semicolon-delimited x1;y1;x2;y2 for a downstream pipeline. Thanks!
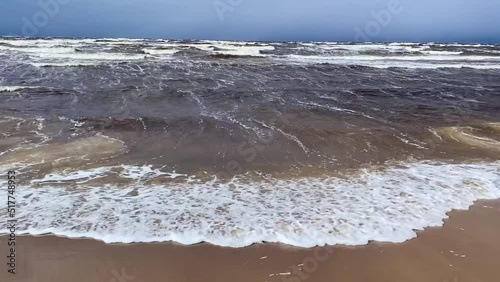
0;37;499;247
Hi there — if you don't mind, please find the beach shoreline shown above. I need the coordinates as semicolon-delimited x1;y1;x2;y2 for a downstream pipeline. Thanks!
2;199;499;282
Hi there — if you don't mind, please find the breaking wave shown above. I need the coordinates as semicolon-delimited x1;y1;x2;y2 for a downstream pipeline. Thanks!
1;161;499;247
1;38;499;69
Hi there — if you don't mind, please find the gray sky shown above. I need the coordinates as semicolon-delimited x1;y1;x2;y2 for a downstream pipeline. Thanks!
1;0;499;43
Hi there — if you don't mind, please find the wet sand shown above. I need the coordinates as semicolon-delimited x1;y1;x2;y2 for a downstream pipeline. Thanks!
1;199;499;282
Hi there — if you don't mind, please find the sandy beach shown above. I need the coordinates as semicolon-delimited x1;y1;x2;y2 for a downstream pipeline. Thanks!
1;199;499;282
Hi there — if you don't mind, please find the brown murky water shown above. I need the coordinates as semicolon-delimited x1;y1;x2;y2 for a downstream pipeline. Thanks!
0;38;499;247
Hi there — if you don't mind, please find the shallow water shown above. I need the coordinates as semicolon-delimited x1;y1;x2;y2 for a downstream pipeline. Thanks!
0;38;499;247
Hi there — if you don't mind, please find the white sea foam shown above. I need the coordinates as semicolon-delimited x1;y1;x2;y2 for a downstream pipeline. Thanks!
279;54;500;69
1;39;499;68
180;42;275;57
0;40;147;66
0;38;95;47
144;41;275;57
1;161;499;248
213;45;275;57
29;165;187;184
0;45;77;54
30;166;113;184
29;62;98;67
0;86;37;92
142;48;179;56
27;52;147;67
284;43;500;68
32;51;146;61
432;43;495;48
388;42;420;46
313;43;429;53
118;165;187;180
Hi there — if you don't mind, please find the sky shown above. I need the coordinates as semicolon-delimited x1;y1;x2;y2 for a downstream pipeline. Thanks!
0;0;499;43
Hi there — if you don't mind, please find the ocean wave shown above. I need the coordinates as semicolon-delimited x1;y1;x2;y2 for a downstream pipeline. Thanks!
204;53;268;59
277;54;500;69
29;62;100;67
0;86;38;92
437;126;500;153
30;165;186;184
142;48;179;56
2;38;499;69
1;161;499;248
33;51;147;61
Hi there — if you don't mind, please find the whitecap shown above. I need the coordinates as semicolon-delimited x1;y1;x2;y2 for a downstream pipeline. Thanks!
1;161;499;248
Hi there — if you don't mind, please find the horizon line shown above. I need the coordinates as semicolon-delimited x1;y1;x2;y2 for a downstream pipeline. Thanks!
1;35;499;45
